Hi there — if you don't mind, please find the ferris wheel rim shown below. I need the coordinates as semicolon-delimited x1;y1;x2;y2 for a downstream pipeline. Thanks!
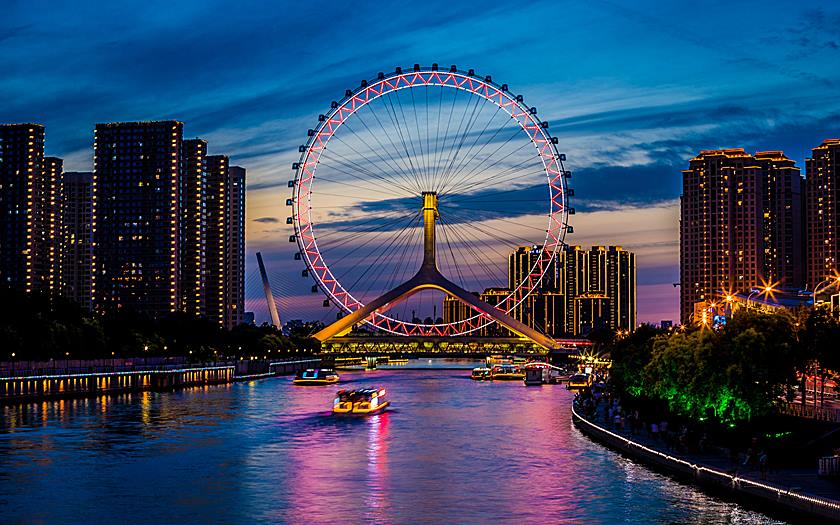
290;66;570;336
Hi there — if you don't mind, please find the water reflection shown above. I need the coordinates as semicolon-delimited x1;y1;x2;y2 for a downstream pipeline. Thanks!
0;361;786;524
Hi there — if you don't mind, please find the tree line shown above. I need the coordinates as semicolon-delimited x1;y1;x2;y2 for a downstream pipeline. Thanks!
0;286;322;361
606;308;840;423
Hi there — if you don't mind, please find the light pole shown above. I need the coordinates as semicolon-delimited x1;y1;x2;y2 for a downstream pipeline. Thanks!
812;275;840;305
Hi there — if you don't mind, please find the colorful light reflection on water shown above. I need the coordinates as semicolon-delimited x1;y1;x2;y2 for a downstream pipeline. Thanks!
0;360;785;524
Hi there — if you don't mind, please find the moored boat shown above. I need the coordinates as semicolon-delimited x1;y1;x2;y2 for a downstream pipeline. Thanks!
293;368;340;385
470;367;492;381
523;367;545;386
333;388;390;415
567;372;594;390
491;364;524;381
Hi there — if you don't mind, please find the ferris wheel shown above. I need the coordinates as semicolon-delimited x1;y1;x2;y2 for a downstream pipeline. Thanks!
289;65;571;338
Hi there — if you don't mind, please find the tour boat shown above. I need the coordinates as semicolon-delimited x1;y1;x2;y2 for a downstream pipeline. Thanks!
486;354;512;366
293;368;340;385
333;388;390;415
523;367;545;386
491;364;525;381
470;367;493;381
567;373;594;390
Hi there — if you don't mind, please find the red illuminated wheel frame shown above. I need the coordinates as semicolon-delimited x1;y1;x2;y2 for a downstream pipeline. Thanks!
290;66;570;336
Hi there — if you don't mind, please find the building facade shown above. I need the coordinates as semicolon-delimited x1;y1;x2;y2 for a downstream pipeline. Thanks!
180;139;207;318
206;156;246;329
806;139;840;291
93;121;183;317
58;172;93;308
563;245;635;336
0;124;60;295
680;148;804;324
443;244;635;338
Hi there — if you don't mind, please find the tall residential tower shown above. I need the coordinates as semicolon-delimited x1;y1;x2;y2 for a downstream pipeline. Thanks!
680;149;804;324
93;121;183;317
806;139;840;290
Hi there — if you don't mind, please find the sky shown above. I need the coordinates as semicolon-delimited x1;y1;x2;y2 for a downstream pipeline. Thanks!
3;0;840;326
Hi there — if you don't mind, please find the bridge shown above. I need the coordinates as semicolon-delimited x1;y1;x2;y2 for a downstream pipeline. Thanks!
320;334;592;356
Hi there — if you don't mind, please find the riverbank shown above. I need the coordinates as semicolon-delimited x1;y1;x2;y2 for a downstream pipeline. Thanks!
0;357;320;403
571;402;840;523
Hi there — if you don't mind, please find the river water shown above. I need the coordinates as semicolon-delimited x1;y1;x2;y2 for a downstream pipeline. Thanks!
0;360;785;524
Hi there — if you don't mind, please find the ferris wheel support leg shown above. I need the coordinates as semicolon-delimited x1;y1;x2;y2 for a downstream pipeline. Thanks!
435;276;559;351
312;269;558;350
312;279;424;342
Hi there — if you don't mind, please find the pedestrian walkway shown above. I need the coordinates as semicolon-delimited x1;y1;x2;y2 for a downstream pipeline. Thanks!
572;402;840;521
586;403;839;501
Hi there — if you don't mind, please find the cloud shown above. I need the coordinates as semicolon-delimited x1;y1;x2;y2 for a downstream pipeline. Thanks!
253;217;280;223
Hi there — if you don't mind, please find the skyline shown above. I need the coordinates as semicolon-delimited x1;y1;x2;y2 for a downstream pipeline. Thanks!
4;1;840;324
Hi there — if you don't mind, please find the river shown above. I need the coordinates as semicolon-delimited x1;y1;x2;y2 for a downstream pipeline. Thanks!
0;359;785;524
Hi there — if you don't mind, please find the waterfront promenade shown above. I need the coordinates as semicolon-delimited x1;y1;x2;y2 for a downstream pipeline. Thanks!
0;356;320;402
572;403;840;522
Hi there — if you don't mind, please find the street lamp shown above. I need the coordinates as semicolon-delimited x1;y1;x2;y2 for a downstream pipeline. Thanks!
812;274;840;305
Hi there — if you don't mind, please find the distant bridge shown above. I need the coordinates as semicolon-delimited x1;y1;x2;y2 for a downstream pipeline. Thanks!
319;334;591;356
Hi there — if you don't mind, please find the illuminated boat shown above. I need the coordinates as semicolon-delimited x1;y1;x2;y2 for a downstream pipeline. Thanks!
567;373;594;390
523;362;565;384
293;368;340;385
486;354;512;366
470;367;492;381
524;367;545;386
491;364;525;381
333;388;390;415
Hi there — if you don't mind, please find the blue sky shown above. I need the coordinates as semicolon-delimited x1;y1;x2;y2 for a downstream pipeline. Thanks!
3;0;840;325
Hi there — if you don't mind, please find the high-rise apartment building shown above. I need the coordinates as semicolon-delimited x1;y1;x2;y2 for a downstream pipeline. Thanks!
574;293;611;336
180;139;207;318
563;245;635;335
43;156;63;298
206;156;246;329
93;121;183;317
680;148;804;324
443;244;635;337
0;124;59;294
227;166;246;328
806;139;840;290
58;172;93;308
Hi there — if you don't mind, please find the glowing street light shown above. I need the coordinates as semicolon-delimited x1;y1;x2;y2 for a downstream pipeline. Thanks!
813;273;840;305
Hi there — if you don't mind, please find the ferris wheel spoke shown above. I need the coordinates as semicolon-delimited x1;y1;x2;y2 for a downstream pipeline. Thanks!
442;217;506;291
381;91;425;191
346;213;421;301
445;169;547;202
441;205;549;234
446;208;542;248
356;103;424;193
431;86;446;183
311;174;406;199
323;135;419;195
440;129;534;197
325;221;413;270
336;218;418;298
444;150;540;198
407;87;430;190
433;86;460;186
436;105;509;194
424;88;433;191
315;211;416;251
381;224;421;294
437;92;483;191
342;114;423;194
437;98;501;194
438;218;471;289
